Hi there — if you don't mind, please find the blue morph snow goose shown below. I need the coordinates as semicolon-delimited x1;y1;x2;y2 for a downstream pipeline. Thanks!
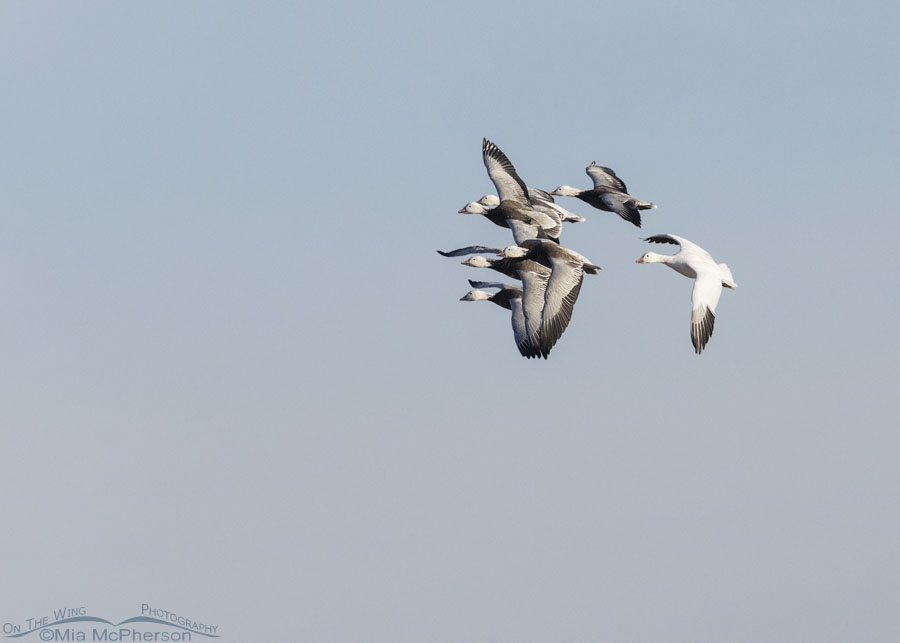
480;139;562;244
459;281;541;359
550;161;656;228
476;192;586;224
456;200;563;242
499;238;601;358
636;234;737;354
460;254;552;358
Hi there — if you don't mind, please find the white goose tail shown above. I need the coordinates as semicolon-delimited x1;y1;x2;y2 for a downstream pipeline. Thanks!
719;263;737;289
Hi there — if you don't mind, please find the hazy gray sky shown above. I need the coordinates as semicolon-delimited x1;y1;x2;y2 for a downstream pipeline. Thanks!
2;1;899;641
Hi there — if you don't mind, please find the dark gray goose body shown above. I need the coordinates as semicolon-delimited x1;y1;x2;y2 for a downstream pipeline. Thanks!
459;281;540;358
550;161;656;228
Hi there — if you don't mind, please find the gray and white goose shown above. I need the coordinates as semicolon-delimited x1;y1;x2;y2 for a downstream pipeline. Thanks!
480;139;562;244
499;238;601;358
477;192;586;224
456;200;563;242
636;234;737;354
457;198;574;243
457;201;512;229
551;161;656;228
460;254;552;357
460;281;541;359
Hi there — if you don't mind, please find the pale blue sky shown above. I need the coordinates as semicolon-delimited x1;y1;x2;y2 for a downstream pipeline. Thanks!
2;1;899;641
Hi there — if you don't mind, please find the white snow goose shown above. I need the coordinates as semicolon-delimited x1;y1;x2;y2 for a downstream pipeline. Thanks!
499;238;601;357
636;234;737;354
460;281;541;359
550;161;656;228
480;139;562;244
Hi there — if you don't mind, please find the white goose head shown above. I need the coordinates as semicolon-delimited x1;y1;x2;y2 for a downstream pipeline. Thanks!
477;194;501;207
461;256;493;268
460;290;492;301
635;252;667;264
498;246;529;259
549;185;581;197
458;202;489;215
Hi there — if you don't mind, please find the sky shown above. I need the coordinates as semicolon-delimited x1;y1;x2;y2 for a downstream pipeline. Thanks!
1;1;899;641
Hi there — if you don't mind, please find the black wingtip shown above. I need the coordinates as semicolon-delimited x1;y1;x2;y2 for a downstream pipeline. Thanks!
691;307;716;354
626;207;642;227
644;235;678;245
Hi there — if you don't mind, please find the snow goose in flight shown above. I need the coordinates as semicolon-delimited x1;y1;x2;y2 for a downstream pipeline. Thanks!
457;201;562;243
459;255;520;280
636;234;737;354
480;139;561;244
457;201;509;227
477;192;586;224
550;161;656;228
461;255;552;357
499;239;601;357
460;281;541;359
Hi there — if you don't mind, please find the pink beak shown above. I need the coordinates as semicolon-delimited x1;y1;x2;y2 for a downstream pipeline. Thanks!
457;207;467;213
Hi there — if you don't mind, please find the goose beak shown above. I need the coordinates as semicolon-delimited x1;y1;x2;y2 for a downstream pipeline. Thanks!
457;207;467;213
459;295;467;301
635;257;644;263
460;259;470;266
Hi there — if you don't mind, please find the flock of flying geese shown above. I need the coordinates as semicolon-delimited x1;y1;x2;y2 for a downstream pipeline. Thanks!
439;139;737;359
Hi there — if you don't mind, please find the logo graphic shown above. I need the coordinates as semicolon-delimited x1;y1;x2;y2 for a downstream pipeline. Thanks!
3;605;219;641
